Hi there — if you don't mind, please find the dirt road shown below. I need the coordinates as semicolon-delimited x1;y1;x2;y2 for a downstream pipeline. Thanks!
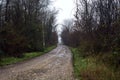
0;45;73;80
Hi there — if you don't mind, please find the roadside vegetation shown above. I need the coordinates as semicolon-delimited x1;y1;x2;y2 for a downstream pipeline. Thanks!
71;48;120;80
0;0;58;65
0;46;56;66
61;0;120;80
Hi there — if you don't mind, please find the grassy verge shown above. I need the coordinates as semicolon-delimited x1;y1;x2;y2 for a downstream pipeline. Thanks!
71;48;120;80
44;46;56;53
0;45;56;66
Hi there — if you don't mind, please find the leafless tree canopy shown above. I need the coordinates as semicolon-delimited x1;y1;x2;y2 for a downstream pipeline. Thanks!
62;0;120;52
0;0;58;57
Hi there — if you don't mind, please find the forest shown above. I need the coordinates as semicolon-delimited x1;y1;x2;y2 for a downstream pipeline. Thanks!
0;0;58;59
61;0;120;79
0;0;120;79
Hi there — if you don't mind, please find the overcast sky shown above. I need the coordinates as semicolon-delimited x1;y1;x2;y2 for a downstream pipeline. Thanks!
51;0;75;44
52;0;75;24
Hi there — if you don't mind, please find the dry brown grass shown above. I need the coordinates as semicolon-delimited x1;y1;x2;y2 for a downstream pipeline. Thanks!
72;48;120;80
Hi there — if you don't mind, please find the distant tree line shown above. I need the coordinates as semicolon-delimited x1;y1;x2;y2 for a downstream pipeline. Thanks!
0;0;58;57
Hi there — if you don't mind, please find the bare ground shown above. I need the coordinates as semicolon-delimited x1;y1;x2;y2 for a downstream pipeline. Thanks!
0;45;74;80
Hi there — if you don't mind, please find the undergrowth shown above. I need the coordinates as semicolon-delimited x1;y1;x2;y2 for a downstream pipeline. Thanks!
0;46;56;66
71;48;120;80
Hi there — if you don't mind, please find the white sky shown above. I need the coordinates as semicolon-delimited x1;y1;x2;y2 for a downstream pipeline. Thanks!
52;0;75;24
51;0;75;44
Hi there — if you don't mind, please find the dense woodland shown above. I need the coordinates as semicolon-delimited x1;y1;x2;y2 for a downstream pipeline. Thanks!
62;0;120;68
0;0;119;79
0;0;58;58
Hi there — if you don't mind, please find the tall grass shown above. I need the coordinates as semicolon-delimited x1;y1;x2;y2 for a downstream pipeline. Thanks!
71;48;120;80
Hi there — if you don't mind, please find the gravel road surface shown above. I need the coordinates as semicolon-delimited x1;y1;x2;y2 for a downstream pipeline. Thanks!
0;45;73;80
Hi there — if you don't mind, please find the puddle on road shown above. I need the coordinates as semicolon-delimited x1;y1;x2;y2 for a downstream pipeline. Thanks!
57;53;65;58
